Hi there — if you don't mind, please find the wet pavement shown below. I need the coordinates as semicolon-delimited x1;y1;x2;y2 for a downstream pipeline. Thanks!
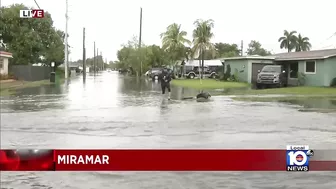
1;71;336;189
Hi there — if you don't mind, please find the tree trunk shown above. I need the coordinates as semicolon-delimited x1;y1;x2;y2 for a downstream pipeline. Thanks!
201;48;204;79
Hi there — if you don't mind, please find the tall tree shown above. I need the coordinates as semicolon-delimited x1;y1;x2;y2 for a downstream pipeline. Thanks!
191;19;216;79
278;30;297;52
0;4;65;66
246;40;272;56
214;43;240;58
295;34;311;51
160;23;191;67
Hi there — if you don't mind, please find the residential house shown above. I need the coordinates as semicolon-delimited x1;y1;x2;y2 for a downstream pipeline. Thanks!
222;49;336;86
0;51;13;75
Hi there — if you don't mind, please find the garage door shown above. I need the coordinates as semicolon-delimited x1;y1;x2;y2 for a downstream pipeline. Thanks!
251;63;273;83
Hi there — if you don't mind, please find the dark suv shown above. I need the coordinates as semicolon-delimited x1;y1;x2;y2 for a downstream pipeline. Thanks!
256;65;287;88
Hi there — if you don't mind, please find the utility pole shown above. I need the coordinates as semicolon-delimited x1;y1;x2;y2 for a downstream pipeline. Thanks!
105;58;107;70
139;7;143;77
240;40;243;56
93;41;96;76
64;0;69;78
82;27;86;82
100;51;103;70
96;48;99;72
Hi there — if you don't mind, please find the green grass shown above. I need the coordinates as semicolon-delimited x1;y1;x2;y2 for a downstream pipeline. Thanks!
230;87;336;102
225;86;336;95
171;79;250;89
0;89;14;96
232;95;336;102
0;80;51;91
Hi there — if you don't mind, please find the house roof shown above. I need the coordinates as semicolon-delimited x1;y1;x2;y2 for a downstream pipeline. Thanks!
274;49;336;61
183;59;223;66
222;55;275;61
59;62;81;67
0;51;13;58
222;49;336;62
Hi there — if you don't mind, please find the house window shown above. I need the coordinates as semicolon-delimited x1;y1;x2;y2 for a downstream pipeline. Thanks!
305;61;316;73
0;58;3;69
290;62;298;78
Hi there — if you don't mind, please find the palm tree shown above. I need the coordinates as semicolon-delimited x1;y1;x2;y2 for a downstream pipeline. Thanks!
295;34;311;51
160;23;191;70
191;19;216;79
278;30;298;52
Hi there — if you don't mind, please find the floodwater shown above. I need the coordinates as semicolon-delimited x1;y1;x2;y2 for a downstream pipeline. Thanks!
1;71;335;189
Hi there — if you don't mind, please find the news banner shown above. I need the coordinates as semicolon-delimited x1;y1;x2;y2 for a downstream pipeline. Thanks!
1;145;336;171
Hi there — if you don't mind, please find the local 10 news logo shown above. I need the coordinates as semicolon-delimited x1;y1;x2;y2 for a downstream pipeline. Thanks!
286;145;314;172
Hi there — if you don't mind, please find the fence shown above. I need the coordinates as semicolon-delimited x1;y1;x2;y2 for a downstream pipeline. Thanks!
10;65;51;81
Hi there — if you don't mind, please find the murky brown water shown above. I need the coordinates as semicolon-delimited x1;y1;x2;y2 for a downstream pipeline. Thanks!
1;71;335;189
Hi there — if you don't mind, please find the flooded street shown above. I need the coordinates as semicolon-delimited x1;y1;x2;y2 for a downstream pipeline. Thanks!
1;71;336;189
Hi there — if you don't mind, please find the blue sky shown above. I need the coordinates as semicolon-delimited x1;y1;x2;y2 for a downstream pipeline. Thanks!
3;0;336;62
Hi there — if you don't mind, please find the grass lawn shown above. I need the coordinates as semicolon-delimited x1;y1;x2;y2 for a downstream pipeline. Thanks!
229;87;336;102
171;79;336;102
0;80;53;96
226;86;336;95
171;79;250;89
0;80;51;90
0;68;66;96
232;95;336;102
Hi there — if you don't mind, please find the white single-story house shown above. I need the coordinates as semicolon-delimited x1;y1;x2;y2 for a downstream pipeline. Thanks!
0;51;13;75
222;49;336;86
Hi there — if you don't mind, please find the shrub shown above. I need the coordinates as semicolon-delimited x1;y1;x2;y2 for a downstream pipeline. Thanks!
330;77;336;87
228;69;240;82
222;64;231;81
298;72;306;86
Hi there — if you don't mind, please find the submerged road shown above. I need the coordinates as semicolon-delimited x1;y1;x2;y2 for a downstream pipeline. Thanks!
1;71;335;189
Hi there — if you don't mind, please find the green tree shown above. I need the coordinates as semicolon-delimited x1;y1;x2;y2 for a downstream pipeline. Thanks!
146;45;169;67
295;34;311;52
116;36;172;76
191;19;216;79
0;4;65;66
160;23;191;67
278;30;297;52
246;40;272;56
214;43;241;58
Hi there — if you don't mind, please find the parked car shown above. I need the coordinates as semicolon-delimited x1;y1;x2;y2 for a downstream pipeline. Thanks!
149;68;162;80
256;65;287;89
184;65;219;79
145;70;150;77
149;67;176;81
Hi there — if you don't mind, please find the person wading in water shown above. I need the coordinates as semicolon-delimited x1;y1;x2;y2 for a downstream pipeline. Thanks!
159;67;172;100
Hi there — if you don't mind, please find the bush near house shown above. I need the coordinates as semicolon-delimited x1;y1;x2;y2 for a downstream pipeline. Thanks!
331;78;336;87
0;73;17;80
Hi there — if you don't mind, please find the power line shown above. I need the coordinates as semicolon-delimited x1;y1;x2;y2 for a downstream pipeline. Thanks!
318;32;336;46
33;0;41;9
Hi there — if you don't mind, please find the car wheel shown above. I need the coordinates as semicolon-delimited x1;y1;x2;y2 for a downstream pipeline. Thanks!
189;74;195;79
211;74;216;79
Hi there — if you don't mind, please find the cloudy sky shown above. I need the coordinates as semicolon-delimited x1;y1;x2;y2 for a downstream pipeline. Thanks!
3;0;336;62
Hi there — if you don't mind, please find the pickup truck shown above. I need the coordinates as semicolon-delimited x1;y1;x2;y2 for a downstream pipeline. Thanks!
256;65;287;88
